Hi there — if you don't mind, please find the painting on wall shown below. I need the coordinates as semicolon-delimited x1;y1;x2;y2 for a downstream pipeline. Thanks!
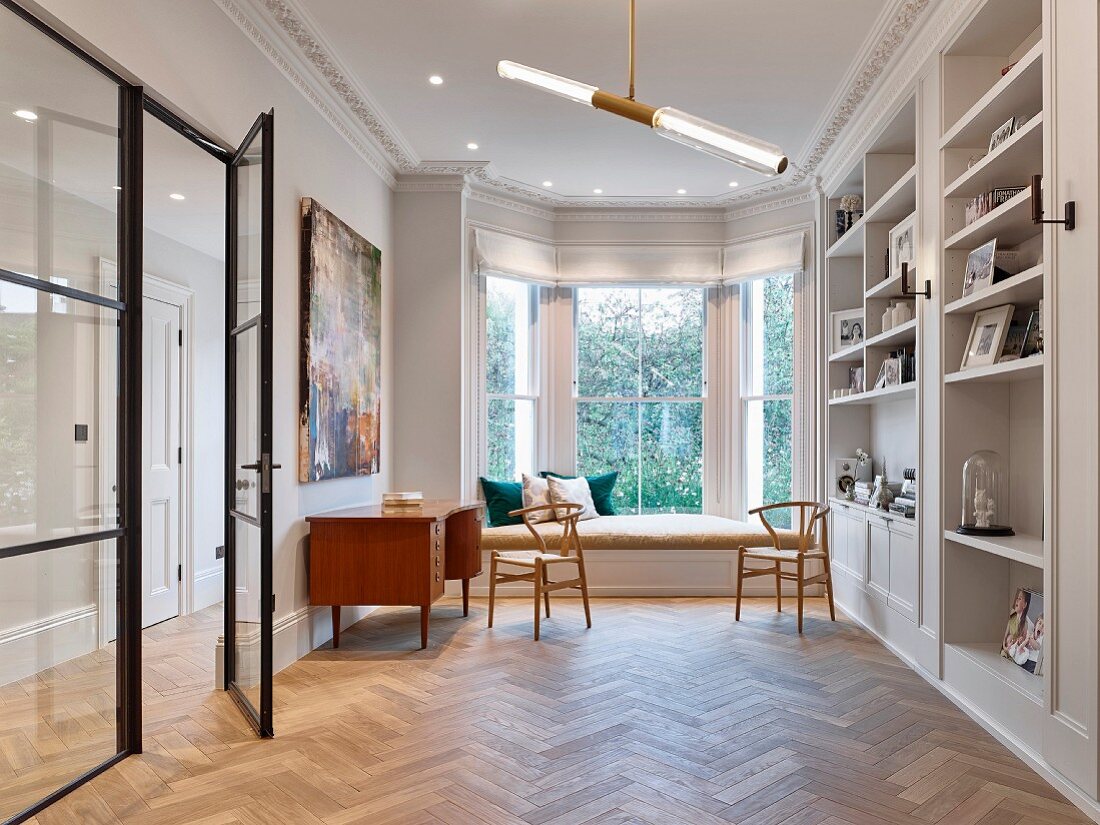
299;198;382;482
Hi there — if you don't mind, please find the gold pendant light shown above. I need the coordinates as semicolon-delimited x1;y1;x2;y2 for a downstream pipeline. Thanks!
498;0;788;176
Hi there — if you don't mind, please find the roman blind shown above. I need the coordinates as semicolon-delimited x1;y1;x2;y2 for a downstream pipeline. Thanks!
722;229;806;283
473;227;557;285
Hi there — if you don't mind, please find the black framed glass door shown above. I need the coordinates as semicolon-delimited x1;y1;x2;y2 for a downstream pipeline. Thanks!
224;111;275;736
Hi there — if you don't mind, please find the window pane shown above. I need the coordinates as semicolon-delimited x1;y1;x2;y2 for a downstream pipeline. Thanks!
0;282;118;548
577;401;639;514
641;402;702;514
487;397;535;481
745;398;793;528
745;274;794;397
641;288;704;397
486;277;532;396
576;287;640;397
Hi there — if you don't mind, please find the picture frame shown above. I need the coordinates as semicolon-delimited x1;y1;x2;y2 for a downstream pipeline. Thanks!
988;116;1017;153
1021;307;1042;357
962;238;997;298
998;320;1027;362
872;361;887;390
962;304;1015;370
883;357;901;387
848;365;864;393
830;308;864;353
889;213;916;280
1001;587;1044;676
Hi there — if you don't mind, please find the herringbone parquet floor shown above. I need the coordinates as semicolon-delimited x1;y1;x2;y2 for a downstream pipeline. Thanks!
22;598;1094;825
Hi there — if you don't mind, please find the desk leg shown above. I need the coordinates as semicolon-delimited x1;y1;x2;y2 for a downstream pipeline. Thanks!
462;578;470;617
331;605;340;649
420;605;429;649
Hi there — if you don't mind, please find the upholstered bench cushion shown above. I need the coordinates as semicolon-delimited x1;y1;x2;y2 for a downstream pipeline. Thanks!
481;513;800;552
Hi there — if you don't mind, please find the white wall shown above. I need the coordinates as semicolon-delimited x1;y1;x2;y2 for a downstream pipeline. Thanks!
27;0;396;668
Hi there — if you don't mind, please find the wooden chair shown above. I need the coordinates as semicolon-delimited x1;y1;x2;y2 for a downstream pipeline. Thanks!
735;501;835;633
487;503;592;640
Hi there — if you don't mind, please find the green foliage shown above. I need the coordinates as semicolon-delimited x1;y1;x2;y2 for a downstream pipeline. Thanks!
760;275;794;528
0;312;36;526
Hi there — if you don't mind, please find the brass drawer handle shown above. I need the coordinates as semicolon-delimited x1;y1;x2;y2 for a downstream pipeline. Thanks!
435;556;441;566
435;572;441;582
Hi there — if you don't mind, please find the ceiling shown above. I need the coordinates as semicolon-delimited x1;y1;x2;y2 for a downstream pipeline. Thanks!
290;0;891;202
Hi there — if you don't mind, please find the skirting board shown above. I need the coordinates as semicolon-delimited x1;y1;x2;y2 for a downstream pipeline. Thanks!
214;603;378;687
834;599;1100;825
450;549;824;598
0;604;99;687
193;566;223;613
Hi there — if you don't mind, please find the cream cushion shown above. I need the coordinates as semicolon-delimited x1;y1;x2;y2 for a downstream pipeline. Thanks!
521;474;555;523
546;475;599;521
481;513;801;553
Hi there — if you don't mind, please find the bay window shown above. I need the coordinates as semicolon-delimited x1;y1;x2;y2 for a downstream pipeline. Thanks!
485;276;539;481
574;287;705;514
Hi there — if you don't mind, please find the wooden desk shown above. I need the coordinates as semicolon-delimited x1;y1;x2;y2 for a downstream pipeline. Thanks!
306;500;484;649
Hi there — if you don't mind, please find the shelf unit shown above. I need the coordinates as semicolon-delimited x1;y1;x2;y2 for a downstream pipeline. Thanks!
824;94;920;640
938;0;1047;754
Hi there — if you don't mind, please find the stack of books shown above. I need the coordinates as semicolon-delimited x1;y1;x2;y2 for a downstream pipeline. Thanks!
853;481;874;507
890;469;918;518
382;491;423;512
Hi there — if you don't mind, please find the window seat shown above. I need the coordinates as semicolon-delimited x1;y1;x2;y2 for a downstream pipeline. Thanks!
481;513;800;552
455;514;804;598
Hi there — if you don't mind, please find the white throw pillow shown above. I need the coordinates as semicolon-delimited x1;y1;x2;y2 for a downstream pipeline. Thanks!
521;474;556;523
547;475;599;521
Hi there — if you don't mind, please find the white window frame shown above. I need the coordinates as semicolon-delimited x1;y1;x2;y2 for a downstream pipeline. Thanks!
570;285;709;514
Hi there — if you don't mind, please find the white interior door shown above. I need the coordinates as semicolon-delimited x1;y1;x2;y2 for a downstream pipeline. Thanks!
143;295;182;628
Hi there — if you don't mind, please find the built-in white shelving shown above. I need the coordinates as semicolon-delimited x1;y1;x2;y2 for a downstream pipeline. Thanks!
828;382;916;407
944;188;1035;250
944;265;1043;315
945;642;1043;705
945;114;1043;198
946;529;1044;568
944;355;1043;385
828;342;865;363
864;319;917;349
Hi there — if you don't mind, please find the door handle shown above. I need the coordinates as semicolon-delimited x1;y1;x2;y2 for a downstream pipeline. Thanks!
241;461;262;471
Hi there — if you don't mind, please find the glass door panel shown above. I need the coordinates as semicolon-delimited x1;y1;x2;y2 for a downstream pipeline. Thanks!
225;111;274;737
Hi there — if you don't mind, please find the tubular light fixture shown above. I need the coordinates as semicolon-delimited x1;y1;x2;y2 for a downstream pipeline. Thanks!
497;0;787;175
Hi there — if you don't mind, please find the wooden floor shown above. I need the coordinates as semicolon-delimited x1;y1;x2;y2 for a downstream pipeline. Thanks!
17;598;1093;825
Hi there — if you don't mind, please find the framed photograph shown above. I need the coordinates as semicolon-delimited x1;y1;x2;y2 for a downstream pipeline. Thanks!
962;238;997;297
998;320;1027;361
988;116;1017;153
883;357;901;387
830;308;864;353
889;213;916;280
848;366;864;393
962;304;1015;369
1001;587;1044;676
1021;307;1042;357
872;361;887;390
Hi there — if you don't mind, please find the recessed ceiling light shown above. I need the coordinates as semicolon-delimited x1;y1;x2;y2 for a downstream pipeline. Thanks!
593;188;603;194
676;188;687;195
728;181;739;188
169;193;186;201
13;109;37;122
542;180;553;188
466;142;479;150
428;75;444;85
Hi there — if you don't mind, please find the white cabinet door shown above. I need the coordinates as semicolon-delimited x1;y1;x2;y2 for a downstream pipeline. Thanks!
848;509;868;583
829;506;848;572
888;523;918;622
868;516;890;603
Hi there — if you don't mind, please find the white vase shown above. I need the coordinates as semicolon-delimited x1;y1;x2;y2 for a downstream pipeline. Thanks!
882;304;894;332
892;301;912;326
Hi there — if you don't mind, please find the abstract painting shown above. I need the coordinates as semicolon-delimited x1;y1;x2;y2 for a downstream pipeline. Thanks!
299;198;381;482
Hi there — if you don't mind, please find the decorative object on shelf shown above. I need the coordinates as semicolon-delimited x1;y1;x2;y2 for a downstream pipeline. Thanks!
299;198;383;483
848;365;864;393
992;185;1027;207
1030;174;1076;231
884;247;890;280
1000;60;1019;76
957;450;1014;536
1025;301;1043;355
962;239;996;297
891;300;913;327
1001;588;1044;676
890;467;917;518
964;192;993;225
889;212;916;280
835;209;848;239
830;308;863;353
967;153;985;169
497;1;787;174
872;360;887;390
961;304;1014;369
881;303;894;333
870;461;897;511
988;116;1016;153
840;193;862;216
835;452;871;499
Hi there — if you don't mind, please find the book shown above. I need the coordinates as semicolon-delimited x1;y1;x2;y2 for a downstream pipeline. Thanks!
383;491;423;502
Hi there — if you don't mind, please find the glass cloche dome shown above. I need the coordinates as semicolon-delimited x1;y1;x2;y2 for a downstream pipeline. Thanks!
956;450;1014;536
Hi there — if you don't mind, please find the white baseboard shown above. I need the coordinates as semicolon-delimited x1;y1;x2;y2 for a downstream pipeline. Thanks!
214;603;378;687
193;566;223;612
834;599;1100;825
448;549;823;598
0;605;99;687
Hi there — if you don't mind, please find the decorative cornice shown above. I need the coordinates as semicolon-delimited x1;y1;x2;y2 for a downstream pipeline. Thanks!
228;0;933;212
722;189;817;222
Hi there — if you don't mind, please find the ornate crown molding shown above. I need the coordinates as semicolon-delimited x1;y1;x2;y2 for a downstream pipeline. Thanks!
226;0;935;212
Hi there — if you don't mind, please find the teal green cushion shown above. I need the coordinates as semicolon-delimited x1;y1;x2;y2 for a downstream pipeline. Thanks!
541;471;618;516
479;477;523;527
